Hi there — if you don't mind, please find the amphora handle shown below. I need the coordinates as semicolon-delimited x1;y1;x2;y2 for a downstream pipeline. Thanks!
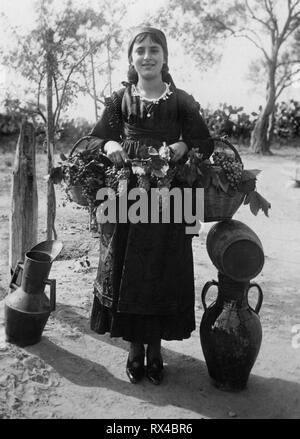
247;282;263;314
201;280;218;311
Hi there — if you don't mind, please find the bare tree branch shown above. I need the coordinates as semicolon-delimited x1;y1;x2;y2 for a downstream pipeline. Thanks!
276;75;300;98
290;0;300;14
278;0;296;44
277;59;300;67
80;62;106;105
206;16;235;36
275;67;300;98
54;51;91;130
245;0;273;31
264;0;279;34
234;31;271;61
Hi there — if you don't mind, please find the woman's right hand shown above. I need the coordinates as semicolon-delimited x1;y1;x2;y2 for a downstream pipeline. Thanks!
104;141;129;166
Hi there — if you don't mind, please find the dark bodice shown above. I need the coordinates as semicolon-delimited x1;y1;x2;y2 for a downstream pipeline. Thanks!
90;84;213;160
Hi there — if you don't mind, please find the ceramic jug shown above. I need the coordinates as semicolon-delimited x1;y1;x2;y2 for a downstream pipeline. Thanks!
200;272;263;391
4;240;62;347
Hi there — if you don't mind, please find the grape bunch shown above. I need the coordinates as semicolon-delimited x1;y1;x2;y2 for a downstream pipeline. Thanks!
137;174;151;192
105;166;131;196
80;177;103;206
68;160;106;206
188;148;204;165
212;151;243;190
157;167;177;189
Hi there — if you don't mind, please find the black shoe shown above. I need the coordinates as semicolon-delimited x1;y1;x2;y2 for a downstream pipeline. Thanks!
126;352;145;384
146;356;164;385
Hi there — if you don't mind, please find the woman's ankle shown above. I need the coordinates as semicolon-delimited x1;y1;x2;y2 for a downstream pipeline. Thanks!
129;342;145;359
147;340;162;361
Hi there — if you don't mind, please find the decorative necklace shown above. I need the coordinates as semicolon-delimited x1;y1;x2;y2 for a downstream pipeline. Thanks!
132;82;173;118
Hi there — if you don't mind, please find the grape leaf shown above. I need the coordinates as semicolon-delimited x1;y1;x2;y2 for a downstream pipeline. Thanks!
131;164;147;176
238;178;256;193
131;160;149;176
148;146;159;155
151;155;169;171
241;169;261;181
244;191;271;217
152;164;169;178
185;164;198;186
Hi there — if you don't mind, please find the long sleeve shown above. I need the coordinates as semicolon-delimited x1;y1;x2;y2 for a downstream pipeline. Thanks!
89;107;122;149
178;90;214;159
88;88;125;150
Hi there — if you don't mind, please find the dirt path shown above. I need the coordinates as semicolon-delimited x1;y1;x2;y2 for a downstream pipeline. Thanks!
1;147;300;419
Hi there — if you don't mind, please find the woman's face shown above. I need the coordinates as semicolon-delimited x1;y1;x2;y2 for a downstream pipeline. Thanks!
130;35;165;81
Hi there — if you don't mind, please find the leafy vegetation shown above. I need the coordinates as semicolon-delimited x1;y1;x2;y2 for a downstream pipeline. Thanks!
49;137;271;218
1;99;300;148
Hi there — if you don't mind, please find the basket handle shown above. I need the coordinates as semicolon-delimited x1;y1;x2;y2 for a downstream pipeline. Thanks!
210;136;242;164
69;136;95;157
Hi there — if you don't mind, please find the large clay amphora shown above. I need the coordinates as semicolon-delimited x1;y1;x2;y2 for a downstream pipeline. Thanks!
4;240;62;347
206;219;264;282
200;273;263;391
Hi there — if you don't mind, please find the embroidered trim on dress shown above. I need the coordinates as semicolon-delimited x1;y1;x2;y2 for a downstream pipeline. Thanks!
131;82;173;104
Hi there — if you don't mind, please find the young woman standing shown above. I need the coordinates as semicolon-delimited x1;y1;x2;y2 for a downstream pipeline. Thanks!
88;26;213;385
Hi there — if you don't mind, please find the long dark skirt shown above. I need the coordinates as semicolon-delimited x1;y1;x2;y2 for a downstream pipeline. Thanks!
90;220;196;343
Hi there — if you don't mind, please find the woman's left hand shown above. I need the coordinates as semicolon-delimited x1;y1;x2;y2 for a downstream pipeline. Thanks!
169;141;188;162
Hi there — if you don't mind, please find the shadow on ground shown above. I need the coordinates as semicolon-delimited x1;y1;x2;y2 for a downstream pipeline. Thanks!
24;302;300;419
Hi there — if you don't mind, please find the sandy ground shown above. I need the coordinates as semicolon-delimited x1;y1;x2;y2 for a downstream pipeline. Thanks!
0;145;300;419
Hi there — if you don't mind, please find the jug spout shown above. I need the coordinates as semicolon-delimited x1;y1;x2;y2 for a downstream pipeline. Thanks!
30;240;63;262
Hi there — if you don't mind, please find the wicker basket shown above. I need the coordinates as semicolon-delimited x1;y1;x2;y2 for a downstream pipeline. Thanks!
68;185;89;207
204;186;245;222
66;136;111;207
203;137;245;222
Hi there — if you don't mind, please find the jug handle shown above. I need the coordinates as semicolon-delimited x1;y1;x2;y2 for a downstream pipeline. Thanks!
247;282;263;314
201;280;218;311
45;279;56;312
9;261;24;291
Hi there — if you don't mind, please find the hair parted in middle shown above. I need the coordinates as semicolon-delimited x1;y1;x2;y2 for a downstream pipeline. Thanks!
126;26;175;86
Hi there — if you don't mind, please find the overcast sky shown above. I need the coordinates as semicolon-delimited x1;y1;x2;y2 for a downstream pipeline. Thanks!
0;0;299;122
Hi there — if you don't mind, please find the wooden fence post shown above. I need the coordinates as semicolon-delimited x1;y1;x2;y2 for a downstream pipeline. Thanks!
9;119;38;273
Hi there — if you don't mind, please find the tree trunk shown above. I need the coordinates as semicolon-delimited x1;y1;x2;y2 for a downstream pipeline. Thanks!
251;63;276;155
267;109;276;144
250;110;272;154
46;29;57;240
9;119;38;273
